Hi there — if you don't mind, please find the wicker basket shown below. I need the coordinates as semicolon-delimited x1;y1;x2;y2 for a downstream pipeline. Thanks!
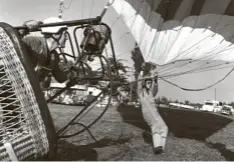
0;23;57;161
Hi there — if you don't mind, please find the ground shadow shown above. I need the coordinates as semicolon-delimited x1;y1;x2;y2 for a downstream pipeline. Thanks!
159;107;233;140
37;137;131;161
116;103;152;144
117;104;233;141
36;140;98;161
206;142;234;161
117;103;151;131
56;140;98;161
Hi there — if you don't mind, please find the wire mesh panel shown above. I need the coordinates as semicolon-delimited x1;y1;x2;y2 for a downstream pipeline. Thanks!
0;23;57;160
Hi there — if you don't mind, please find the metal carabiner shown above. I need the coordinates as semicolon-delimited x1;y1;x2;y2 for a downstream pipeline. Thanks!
106;0;115;6
100;0;116;19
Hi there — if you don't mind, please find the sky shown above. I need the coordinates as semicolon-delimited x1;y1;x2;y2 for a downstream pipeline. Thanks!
1;0;234;104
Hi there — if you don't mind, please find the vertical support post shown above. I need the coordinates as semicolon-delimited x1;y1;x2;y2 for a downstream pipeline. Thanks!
215;88;216;101
109;36;118;76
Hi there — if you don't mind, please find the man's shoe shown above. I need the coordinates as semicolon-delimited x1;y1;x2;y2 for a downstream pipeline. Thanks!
153;146;163;154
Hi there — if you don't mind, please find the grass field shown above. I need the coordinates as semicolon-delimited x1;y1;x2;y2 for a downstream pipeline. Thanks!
48;103;234;161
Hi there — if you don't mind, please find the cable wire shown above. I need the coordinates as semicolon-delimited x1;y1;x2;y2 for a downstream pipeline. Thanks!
160;67;234;91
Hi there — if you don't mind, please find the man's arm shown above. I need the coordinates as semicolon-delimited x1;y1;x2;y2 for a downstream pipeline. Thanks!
51;53;75;83
152;75;158;98
137;71;144;97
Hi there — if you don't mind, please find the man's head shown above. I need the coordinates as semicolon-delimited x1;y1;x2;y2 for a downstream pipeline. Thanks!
145;79;153;89
41;17;68;51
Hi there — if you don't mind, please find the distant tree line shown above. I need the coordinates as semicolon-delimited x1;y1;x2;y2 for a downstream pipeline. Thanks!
155;96;203;107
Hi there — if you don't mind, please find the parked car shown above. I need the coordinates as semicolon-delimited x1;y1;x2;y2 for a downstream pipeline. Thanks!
127;101;140;107
220;105;233;115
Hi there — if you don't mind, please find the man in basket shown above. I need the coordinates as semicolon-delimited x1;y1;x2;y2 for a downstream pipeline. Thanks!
19;17;76;89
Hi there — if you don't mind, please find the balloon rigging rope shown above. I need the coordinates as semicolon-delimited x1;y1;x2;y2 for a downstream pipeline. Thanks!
160;67;234;91
92;0;234;90
105;0;214;75
158;44;234;75
58;0;234;90
158;39;234;75
161;62;234;79
163;64;234;80
159;45;234;76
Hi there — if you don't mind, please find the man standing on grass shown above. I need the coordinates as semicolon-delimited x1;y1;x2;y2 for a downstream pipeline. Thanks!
137;62;168;154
